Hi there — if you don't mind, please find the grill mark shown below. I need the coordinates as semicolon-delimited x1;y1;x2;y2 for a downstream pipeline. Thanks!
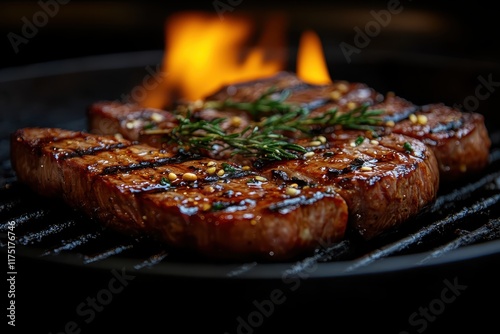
223;76;308;91
210;199;256;213
288;85;374;112
226;80;365;113
264;84;330;111
429;117;464;133
382;104;420;122
59;142;129;160
129;172;258;197
268;191;326;214
33;133;85;146
325;157;368;178
100;152;202;175
277;83;312;93
101;158;178;175
29;132;88;156
301;98;330;111
218;170;255;180
115;172;259;199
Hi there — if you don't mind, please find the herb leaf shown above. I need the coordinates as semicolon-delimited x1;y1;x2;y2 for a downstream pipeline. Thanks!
144;89;384;161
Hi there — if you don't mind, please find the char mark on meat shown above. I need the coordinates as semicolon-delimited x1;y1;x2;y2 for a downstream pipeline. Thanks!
20;71;490;257
10;127;349;260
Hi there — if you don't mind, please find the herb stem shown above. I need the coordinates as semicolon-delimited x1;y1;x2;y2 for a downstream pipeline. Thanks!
144;88;384;161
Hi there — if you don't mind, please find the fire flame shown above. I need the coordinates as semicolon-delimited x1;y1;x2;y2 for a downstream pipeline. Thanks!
297;30;332;85
138;12;331;109
140;12;287;108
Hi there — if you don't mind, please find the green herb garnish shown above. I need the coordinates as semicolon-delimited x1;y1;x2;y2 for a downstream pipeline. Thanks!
403;142;413;152
221;162;237;173
205;88;294;120
144;89;383;161
143;122;156;130
355;136;365;146
160;177;170;186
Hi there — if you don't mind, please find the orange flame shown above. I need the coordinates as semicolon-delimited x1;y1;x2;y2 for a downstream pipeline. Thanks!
140;12;287;109
138;12;332;109
296;30;332;85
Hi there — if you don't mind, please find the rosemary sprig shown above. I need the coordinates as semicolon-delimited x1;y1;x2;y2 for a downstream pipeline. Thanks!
205;87;383;131
144;89;384;161
205;88;295;120
160;111;306;160
258;104;384;132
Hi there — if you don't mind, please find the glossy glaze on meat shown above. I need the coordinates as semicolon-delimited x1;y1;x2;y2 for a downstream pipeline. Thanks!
10;128;348;260
89;71;490;181
204;71;491;180
11;124;439;251
261;131;439;239
13;71;488;259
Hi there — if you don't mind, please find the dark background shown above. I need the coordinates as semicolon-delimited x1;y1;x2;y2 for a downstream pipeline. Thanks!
1;0;499;70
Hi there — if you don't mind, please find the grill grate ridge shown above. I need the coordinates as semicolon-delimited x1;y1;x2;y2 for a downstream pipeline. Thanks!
418;217;500;264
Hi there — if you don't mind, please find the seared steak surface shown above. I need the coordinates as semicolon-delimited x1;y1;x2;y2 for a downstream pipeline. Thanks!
11;125;439;259
14;71;487;260
11;128;349;260
204;72;491;180
89;72;490;181
264;131;439;240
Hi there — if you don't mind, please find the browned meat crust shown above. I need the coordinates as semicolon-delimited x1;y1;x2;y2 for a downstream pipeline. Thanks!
13;70;486;260
88;101;178;141
206;71;306;103
261;131;439;240
11;125;439;247
388;102;491;180
88;72;490;181
14;71;479;259
202;72;491;180
10;128;348;260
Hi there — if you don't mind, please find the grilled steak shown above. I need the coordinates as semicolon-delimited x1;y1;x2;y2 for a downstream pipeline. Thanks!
11;123;439;255
88;101;177;142
10;127;349;260
387;101;491;180
14;71;472;259
88;72;490;181
205;71;491;181
263;131;439;240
